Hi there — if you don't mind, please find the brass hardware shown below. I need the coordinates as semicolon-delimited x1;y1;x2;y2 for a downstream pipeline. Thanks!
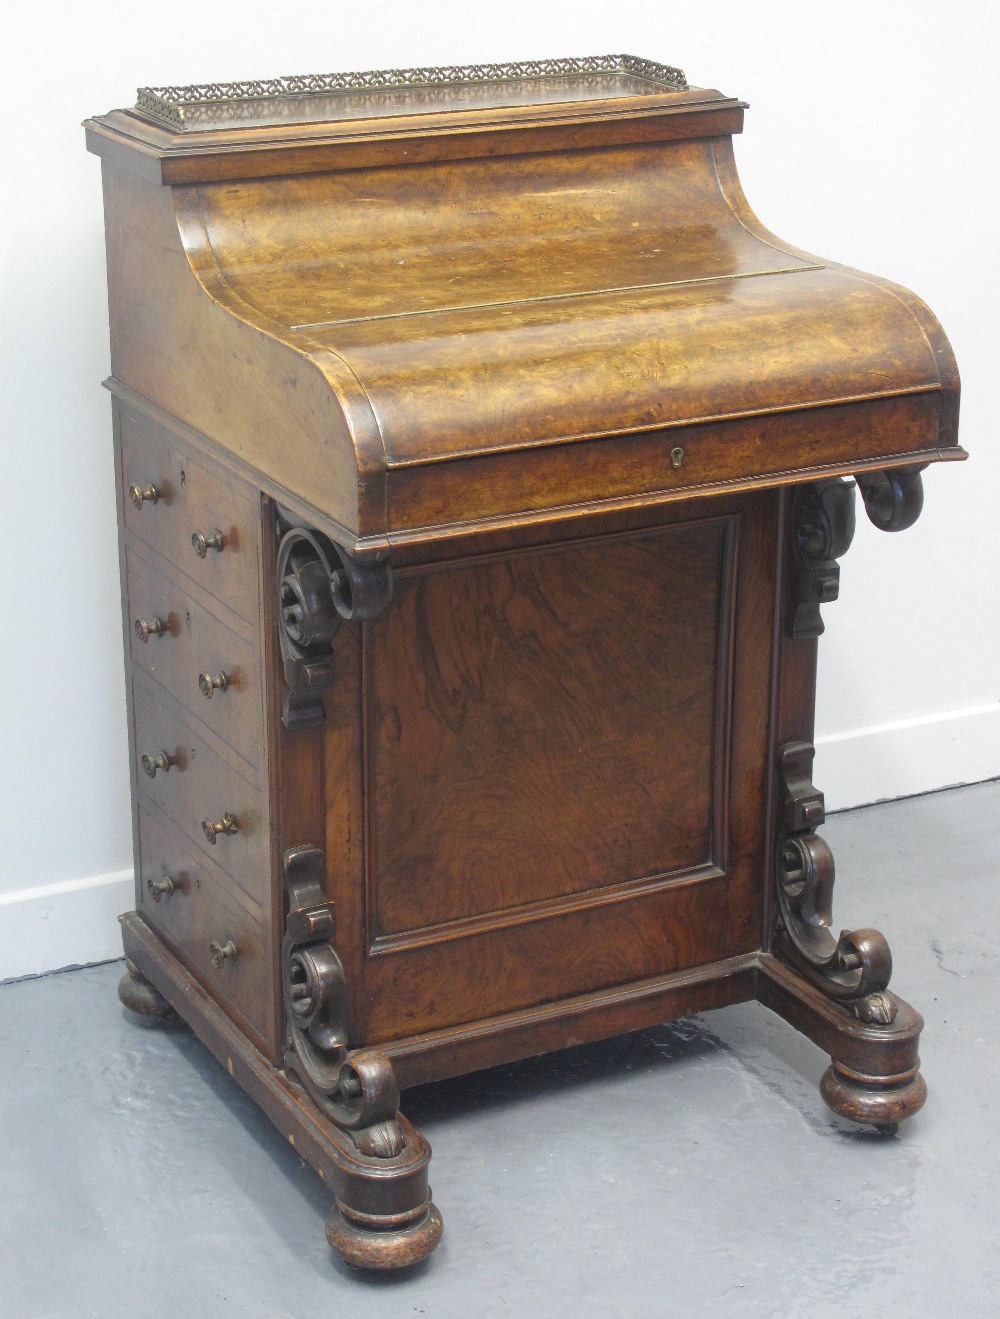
129;482;161;509
670;446;684;470
198;671;229;699
209;939;237;967
137;55;688;129
146;873;177;902
192;528;225;558
134;616;167;643
141;750;177;778
202;812;239;844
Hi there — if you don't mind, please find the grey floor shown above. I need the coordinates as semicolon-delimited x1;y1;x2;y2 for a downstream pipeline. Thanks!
1;781;997;1319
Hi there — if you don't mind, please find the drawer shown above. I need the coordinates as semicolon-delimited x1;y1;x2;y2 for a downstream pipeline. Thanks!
120;410;259;626
126;546;264;770
137;806;270;1044
132;676;268;902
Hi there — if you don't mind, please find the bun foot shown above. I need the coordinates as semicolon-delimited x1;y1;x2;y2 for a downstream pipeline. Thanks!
325;1199;443;1271
117;959;180;1026
820;1061;927;1132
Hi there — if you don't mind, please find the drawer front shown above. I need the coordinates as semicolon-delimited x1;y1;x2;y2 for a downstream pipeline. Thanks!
132;677;268;902
126;547;264;771
120;412;259;626
137;807;269;1042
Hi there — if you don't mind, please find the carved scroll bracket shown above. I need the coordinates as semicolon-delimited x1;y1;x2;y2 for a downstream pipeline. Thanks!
788;478;856;639
774;743;897;1025
282;845;405;1157
788;468;925;640
276;512;392;729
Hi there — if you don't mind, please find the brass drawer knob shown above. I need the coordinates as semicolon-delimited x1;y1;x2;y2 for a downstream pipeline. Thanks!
202;812;239;844
129;482;161;509
209;939;237;968
198;671;229;699
192;528;225;558
134;615;167;643
146;873;177;902
141;750;177;778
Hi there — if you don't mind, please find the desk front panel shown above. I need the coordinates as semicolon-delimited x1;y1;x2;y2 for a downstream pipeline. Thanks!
323;493;778;1047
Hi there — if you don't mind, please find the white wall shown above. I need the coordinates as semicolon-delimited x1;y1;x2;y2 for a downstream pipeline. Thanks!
1;2;997;977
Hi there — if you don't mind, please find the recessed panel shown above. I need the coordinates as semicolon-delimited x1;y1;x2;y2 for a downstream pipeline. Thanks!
367;521;732;943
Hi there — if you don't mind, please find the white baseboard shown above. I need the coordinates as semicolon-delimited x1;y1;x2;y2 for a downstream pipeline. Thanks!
817;701;1000;811
0;869;133;982
1;704;996;980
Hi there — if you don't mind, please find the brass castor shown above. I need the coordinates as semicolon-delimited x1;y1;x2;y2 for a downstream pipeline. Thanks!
325;1199;444;1271
820;1061;927;1134
117;959;181;1027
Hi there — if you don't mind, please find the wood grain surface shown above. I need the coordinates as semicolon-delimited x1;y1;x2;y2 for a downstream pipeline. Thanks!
347;494;778;1045
90;100;961;548
368;523;729;937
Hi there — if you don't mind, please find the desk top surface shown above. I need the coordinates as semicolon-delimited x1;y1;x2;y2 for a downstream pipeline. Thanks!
87;58;962;549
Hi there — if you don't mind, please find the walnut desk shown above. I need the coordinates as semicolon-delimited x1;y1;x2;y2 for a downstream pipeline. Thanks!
85;57;963;1270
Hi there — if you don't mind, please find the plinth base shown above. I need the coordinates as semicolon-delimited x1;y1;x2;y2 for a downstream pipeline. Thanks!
116;915;927;1271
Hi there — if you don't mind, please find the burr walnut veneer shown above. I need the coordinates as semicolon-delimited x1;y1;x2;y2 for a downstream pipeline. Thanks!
86;57;963;1270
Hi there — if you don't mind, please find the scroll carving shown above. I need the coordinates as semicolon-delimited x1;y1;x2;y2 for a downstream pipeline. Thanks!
774;742;898;1024
855;467;924;533
789;468;925;638
281;846;405;1156
276;513;392;729
788;478;856;639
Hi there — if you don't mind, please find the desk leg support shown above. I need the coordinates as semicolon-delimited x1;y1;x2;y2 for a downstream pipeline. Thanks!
771;471;930;1133
119;913;443;1273
757;954;926;1133
117;958;180;1026
277;845;443;1268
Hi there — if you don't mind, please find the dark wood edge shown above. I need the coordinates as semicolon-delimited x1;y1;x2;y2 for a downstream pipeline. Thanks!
754;953;923;1082
381;956;759;1087
377;950;925;1091
760;487;790;952
120;912;433;1217
85;101;745;184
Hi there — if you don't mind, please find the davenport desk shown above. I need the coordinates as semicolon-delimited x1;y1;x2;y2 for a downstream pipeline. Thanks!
85;57;963;1269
